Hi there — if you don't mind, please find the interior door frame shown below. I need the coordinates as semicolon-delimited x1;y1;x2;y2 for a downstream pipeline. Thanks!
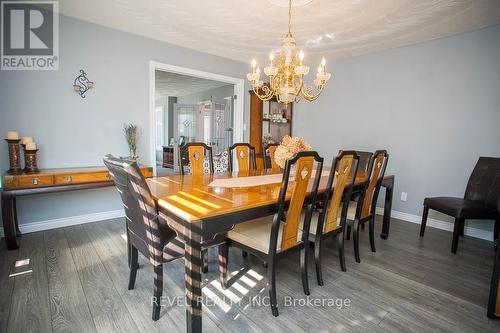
149;60;245;176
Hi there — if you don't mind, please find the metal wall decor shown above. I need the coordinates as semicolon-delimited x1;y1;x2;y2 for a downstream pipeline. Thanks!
73;69;94;98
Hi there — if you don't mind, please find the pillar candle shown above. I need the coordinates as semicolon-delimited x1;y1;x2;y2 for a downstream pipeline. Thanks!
7;131;19;140
22;136;33;144
26;142;37;150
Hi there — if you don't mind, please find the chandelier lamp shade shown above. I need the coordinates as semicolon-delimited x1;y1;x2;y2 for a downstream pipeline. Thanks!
247;0;332;105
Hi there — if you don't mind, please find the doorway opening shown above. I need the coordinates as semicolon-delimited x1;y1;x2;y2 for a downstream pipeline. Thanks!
150;62;244;176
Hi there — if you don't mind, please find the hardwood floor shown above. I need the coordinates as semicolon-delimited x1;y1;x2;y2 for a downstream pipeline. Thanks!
1;216;499;332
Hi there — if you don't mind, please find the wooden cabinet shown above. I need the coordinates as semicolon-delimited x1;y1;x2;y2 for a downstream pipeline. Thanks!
249;91;293;169
162;146;174;169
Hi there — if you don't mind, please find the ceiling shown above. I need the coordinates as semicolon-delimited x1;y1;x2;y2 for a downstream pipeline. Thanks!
155;71;230;98
58;0;500;62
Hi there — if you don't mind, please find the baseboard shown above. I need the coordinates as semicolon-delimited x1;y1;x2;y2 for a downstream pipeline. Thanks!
375;207;493;242
18;209;125;234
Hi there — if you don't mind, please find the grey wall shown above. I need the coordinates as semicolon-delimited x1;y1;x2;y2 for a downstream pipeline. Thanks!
293;25;500;232
177;84;234;105
0;14;249;226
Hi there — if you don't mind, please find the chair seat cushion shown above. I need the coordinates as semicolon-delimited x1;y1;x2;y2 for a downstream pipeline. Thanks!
228;216;302;254
424;197;498;219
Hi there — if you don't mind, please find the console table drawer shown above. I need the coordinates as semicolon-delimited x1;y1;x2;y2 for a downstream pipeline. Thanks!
17;175;54;188
54;171;111;185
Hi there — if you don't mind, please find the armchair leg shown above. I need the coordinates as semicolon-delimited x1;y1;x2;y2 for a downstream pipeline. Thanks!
451;218;463;254
152;264;163;321
128;244;138;290
353;220;361;263
267;255;279;317
218;243;228;289
300;244;310;295
369;217;376;253
420;205;429;237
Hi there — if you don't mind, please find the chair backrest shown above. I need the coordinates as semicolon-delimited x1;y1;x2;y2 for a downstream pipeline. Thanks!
321;151;360;233
339;150;372;172
228;143;257;173
464;157;500;210
270;151;323;253
103;154;169;265
358;150;389;219
179;142;214;176
264;143;280;170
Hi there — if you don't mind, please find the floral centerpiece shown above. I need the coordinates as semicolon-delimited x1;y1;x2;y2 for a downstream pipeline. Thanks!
124;124;139;161
274;135;312;169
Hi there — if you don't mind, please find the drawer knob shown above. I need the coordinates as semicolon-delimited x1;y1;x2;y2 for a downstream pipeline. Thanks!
33;178;40;185
66;175;73;183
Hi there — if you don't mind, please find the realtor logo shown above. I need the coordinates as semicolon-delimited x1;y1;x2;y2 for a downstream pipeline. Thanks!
1;1;59;70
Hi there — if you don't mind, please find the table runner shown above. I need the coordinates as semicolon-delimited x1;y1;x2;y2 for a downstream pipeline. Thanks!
208;170;331;188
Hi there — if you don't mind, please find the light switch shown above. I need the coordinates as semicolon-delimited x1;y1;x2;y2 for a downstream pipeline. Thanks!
401;192;408;202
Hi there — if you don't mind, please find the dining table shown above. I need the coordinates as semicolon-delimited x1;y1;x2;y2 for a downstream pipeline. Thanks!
147;168;395;333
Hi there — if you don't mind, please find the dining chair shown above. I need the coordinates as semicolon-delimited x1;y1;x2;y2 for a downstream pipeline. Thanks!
264;143;280;170
228;143;257;173
179;142;214;176
301;151;359;285
178;142;215;272
420;157;500;253
104;155;184;321
218;151;323;317
346;150;389;263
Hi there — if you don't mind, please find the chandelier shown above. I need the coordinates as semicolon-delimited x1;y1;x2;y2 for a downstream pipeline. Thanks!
247;0;331;105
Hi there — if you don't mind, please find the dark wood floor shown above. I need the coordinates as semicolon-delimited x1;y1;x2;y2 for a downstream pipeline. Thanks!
1;217;499;333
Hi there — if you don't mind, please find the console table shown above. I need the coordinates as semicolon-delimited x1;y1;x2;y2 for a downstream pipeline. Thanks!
1;166;153;250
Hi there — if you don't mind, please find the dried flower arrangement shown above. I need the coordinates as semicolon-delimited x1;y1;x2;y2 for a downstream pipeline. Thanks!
274;135;312;169
124;124;139;161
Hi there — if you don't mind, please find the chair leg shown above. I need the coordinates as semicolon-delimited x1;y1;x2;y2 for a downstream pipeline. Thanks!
337;231;346;272
267;256;279;317
314;235;324;286
300;244;310;295
459;219;465;237
494;217;499;251
420;205;429;237
451;218;463;254
242;250;248;258
152;264;163;321
128;244;139;290
218;243;228;289
369;217;376;253
202;249;208;273
346;225;352;240
353;220;361;263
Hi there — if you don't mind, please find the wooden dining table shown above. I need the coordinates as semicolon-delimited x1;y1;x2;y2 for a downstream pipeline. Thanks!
147;169;394;333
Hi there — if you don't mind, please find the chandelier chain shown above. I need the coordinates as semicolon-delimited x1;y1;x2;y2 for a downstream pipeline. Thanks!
288;0;292;33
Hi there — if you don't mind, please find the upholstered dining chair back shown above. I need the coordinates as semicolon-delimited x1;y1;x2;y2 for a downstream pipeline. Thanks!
104;154;174;265
464;157;500;210
179;142;214;176
264;143;280;170
228;143;257;173
272;151;323;252
322;151;360;233
359;150;389;220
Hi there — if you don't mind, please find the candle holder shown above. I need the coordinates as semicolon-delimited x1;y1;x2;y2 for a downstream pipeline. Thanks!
23;148;39;173
5;139;22;174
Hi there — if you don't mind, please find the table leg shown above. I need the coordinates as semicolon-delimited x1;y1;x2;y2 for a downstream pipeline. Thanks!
1;194;19;250
381;176;394;240
185;221;203;333
13;197;21;236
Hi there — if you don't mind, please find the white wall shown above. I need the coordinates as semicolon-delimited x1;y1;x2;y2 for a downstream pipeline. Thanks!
0;14;249;226
293;25;500;233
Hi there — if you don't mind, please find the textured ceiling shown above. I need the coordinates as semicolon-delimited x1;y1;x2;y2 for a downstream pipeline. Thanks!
155;71;230;98
58;0;500;62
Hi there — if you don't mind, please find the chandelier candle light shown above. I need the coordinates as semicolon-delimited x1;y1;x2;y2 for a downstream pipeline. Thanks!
247;0;331;105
